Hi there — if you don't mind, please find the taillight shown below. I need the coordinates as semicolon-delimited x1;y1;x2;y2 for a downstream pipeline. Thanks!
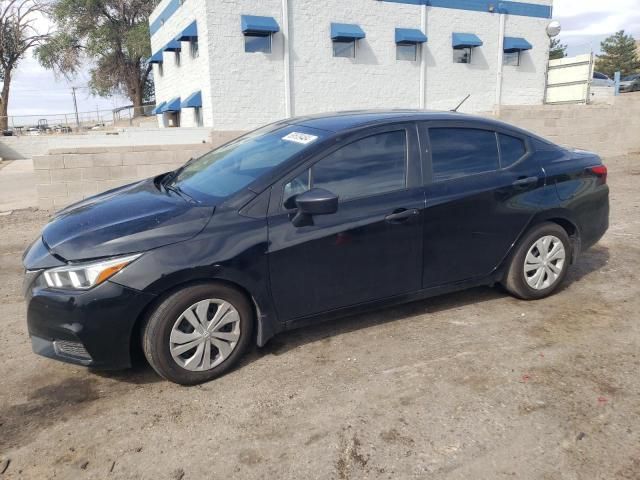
588;165;608;184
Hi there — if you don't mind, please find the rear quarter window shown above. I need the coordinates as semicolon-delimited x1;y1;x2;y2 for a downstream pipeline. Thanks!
498;134;527;167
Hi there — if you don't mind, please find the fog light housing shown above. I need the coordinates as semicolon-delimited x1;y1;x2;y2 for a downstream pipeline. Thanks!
53;340;92;362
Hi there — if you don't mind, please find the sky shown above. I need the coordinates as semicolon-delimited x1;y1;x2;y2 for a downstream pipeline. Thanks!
553;0;640;56
5;0;640;119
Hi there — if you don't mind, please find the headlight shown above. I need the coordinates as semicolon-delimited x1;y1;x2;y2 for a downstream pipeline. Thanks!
42;254;141;290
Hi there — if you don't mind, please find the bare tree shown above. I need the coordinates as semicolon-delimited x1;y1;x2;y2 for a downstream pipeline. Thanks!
0;0;49;130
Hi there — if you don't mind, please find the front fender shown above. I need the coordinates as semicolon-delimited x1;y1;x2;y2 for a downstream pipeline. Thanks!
111;211;281;346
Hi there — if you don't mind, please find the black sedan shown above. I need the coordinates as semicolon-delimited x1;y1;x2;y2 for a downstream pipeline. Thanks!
23;111;609;385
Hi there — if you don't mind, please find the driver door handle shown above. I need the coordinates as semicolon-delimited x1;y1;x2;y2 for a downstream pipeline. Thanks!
512;176;538;187
385;209;420;223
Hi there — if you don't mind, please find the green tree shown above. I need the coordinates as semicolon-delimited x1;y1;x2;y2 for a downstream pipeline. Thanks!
595;30;640;78
549;37;567;60
0;0;50;130
36;0;157;117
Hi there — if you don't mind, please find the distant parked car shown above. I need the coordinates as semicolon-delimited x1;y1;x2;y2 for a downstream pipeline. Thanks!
619;73;640;93
52;125;72;134
23;111;610;385
592;71;614;87
2;129;13;136
26;127;41;136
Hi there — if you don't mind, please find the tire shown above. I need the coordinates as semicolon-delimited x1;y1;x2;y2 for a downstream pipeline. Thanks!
503;222;571;300
142;283;254;385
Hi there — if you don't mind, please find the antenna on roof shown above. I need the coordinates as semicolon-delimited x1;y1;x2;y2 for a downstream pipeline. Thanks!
451;94;471;112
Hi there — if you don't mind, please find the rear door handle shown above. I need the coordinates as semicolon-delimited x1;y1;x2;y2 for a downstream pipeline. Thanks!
385;208;420;223
512;176;538;187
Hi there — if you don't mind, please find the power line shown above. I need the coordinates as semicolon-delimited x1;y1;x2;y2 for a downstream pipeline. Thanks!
12;86;92;93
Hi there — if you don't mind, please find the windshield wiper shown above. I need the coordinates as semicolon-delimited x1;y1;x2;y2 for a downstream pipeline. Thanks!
163;181;196;203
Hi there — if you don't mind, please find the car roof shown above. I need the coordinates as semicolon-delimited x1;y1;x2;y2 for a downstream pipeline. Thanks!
286;109;529;135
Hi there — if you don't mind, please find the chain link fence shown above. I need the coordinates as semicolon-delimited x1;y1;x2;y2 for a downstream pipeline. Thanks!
1;103;156;136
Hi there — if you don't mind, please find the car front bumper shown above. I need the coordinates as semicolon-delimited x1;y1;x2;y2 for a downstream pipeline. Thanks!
24;274;156;370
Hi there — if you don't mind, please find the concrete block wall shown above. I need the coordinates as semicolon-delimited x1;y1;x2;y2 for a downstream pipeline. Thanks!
33;130;245;210
33;144;212;210
0;127;214;160
494;93;640;156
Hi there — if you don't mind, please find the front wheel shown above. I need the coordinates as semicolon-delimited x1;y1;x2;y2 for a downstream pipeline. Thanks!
142;283;254;385
503;222;571;300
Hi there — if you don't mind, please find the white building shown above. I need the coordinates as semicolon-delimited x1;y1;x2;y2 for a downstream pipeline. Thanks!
148;0;553;130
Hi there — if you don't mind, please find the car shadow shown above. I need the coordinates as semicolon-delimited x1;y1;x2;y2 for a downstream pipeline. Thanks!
90;354;164;385
95;245;610;384
250;244;611;361
249;285;503;361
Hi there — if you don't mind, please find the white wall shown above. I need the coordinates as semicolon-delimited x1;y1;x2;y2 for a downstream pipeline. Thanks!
205;0;286;130
425;8;500;113
290;0;423;116
150;0;212;128
149;0;553;129
501;14;550;106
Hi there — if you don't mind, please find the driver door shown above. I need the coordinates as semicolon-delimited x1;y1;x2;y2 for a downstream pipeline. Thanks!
267;124;425;322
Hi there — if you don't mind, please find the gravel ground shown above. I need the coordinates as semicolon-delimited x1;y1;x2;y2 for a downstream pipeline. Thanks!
1;155;639;480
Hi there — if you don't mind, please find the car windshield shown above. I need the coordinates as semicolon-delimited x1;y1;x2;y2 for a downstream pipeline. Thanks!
170;124;328;202
622;74;639;81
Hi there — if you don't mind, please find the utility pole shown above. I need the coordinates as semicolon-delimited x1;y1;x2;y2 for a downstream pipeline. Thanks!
71;87;80;130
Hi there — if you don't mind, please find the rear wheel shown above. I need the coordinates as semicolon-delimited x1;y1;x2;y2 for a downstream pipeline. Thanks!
142;283;253;385
503;222;571;300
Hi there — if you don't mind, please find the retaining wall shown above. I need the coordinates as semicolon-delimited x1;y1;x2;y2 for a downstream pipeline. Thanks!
33;130;243;210
0;127;215;160
495;93;640;157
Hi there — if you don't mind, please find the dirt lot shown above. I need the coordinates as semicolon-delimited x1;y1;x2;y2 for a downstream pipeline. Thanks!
1;155;639;480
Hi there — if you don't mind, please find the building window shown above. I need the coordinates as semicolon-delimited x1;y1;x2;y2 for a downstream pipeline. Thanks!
174;51;181;66
453;47;472;64
333;39;356;58
194;107;203;127
167;112;181;128
190;39;199;58
503;51;521;66
397;44;417;61
245;34;272;54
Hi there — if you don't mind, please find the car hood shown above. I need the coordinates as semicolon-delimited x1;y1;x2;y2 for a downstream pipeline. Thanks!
42;178;215;261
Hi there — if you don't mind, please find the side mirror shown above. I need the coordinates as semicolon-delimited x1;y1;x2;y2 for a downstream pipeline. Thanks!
291;188;338;227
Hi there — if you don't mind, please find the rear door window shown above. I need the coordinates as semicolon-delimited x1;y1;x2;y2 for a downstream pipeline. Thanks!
429;128;499;181
498;134;527;168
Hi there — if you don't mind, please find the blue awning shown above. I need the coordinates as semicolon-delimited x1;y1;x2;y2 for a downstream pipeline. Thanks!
151;102;166;115
148;51;164;64
175;21;197;41
452;32;483;48
163;39;182;52
395;28;427;45
161;97;181;113
181;91;202;108
241;15;279;36
331;23;366;42
503;37;532;53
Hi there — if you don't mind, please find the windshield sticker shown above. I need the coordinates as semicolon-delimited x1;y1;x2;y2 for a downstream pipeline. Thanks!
282;132;318;145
